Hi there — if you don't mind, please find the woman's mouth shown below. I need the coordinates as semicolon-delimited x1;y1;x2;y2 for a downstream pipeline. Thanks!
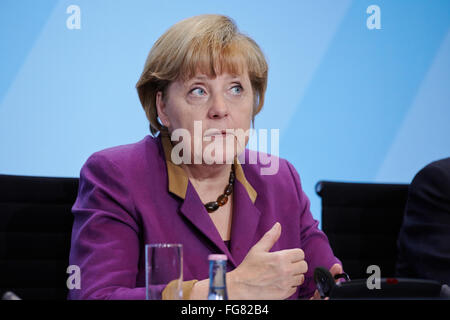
204;129;234;139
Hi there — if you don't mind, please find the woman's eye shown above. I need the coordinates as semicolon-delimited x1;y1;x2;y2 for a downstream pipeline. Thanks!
230;85;243;95
190;88;206;96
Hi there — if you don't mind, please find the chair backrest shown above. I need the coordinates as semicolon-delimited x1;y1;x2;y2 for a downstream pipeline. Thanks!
0;174;78;300
316;181;409;280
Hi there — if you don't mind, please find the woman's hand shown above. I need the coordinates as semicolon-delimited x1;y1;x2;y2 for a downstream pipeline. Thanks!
227;222;308;300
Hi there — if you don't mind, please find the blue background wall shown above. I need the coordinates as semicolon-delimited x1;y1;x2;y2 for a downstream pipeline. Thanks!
1;0;449;225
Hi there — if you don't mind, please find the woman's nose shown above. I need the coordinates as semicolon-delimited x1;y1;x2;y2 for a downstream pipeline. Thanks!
207;94;228;119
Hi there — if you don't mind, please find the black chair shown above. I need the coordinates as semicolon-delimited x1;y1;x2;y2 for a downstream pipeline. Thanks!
0;174;78;300
316;181;409;280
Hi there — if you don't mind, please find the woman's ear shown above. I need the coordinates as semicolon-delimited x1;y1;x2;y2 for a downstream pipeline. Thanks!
156;91;171;129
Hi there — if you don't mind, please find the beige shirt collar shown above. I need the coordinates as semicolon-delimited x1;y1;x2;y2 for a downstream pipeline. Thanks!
161;134;257;203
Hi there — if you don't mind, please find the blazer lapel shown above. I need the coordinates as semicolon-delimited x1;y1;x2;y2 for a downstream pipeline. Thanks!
179;182;237;267
229;179;262;266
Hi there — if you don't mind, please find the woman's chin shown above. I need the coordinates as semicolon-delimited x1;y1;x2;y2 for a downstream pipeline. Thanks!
202;152;236;165
200;140;238;165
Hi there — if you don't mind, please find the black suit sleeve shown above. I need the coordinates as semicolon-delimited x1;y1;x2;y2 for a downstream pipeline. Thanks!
396;158;450;285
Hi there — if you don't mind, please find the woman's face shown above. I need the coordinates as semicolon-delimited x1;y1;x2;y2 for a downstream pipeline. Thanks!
156;71;254;165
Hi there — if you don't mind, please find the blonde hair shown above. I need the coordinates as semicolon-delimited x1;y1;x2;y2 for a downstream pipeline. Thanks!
136;14;268;136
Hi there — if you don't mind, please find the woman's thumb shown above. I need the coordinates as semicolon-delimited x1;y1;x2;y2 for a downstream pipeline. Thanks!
329;263;343;277
253;222;281;252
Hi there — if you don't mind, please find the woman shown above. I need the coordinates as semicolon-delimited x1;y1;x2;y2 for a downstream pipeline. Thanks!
68;14;342;300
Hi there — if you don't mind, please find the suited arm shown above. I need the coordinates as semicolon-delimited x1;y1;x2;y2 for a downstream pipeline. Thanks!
68;153;147;299
396;161;450;283
286;161;342;299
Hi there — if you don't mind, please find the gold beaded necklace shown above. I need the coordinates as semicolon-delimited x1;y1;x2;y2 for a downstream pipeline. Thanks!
204;164;235;213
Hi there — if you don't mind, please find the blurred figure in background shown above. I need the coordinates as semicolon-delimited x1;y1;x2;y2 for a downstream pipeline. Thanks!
396;157;450;285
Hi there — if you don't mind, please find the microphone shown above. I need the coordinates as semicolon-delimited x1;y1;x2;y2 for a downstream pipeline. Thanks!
314;267;336;299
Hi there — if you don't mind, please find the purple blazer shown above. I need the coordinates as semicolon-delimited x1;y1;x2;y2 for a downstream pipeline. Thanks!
68;135;340;300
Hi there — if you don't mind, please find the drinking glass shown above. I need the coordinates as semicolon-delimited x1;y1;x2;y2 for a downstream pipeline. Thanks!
145;243;183;300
